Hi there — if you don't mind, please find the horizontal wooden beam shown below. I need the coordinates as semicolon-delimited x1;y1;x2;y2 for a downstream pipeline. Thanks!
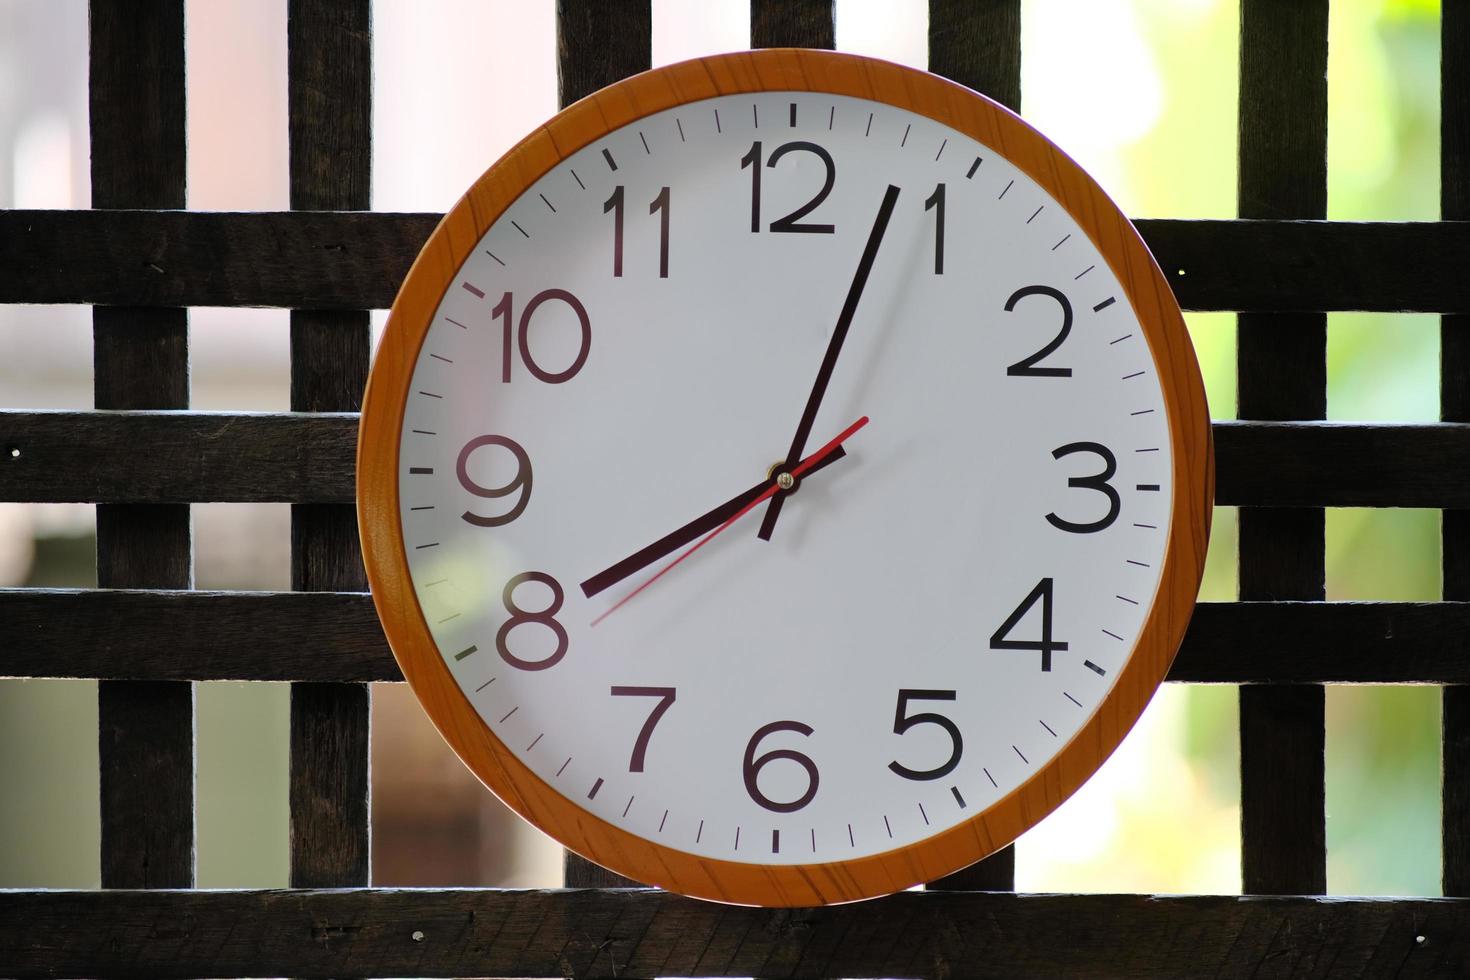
4;412;1469;507
0;887;1462;978
1;209;1467;312
3;591;1467;684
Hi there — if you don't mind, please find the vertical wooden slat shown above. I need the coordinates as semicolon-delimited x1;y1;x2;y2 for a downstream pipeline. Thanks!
1236;0;1328;896
927;0;1020;113
917;0;1023;899
557;0;650;890
89;0;195;891
751;0;835;49
924;0;1021;894
557;0;651;109
1442;0;1470;898
287;0;373;889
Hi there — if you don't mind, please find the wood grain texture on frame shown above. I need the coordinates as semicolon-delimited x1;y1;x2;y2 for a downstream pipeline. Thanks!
357;49;1211;906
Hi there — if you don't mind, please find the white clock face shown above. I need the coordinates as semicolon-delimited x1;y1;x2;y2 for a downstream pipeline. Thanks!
395;91;1173;866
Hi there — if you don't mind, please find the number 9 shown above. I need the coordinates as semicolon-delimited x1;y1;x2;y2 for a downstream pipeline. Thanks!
456;434;532;527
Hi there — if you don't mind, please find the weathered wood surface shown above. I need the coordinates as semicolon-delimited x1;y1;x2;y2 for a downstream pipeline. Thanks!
287;0;373;892
5;412;1467;507
928;0;1020;114
1446;0;1470;900
557;0;650;109
925;0;1021;896
3;210;1468;313
554;0;650;895
1236;0;1328;897
752;0;834;49
0;887;1464;978
89;0;196;892
5;592;1469;686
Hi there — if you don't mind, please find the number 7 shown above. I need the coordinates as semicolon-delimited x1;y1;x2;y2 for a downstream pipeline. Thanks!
610;686;676;772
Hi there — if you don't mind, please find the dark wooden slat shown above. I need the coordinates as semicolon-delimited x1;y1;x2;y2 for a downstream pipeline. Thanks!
1445;0;1470;899
6;592;1470;686
4;209;1469;313
926;0;1021;895
556;0;650;109
556;0;650;894
1236;0;1328;898
89;0;194;892
0;411;359;503
927;0;1020;113
1;887;1467;978
287;0;373;893
7;412;1470;508
751;0;834;49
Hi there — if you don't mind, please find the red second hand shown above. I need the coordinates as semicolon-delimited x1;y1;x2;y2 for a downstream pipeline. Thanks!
590;415;870;628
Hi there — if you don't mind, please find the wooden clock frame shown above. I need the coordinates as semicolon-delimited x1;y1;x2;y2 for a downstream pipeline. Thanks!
357;48;1213;907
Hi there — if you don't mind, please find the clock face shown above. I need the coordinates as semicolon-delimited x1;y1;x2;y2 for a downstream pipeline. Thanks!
362;51;1209;906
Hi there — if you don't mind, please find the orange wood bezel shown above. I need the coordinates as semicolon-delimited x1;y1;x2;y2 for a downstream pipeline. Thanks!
358;48;1213;907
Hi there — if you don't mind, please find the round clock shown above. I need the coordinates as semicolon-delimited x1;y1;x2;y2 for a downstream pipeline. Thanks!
358;49;1211;906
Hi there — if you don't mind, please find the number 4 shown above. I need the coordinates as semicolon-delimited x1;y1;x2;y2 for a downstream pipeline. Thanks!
990;577;1069;672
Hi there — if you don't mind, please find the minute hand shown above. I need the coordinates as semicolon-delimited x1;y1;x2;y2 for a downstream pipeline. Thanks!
757;183;900;541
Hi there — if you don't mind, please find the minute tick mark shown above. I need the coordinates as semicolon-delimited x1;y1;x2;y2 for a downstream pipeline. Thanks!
984;767;997;787
639;131;650;154
475;676;496;692
1075;264;1095;280
539;193;555;213
1117;594;1139;604
1013;745;1029;764
1102;628;1124;641
1027;205;1044;223
484;251;505;267
445;316;468;329
865;112;874;137
510;220;529;238
935;138;947;160
498;705;518;723
752;103;758;128
570;168;585;189
1122;370;1145;380
1064;691;1084;707
676;118;685;142
1052;234;1071;250
418;543;441;552
1040;719;1057;737
900;123;911;147
999;179;1014;199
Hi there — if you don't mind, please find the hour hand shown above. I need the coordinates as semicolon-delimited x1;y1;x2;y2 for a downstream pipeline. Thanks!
579;447;847;599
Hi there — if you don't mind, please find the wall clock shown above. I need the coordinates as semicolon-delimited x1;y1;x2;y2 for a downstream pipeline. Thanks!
358;49;1212;907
